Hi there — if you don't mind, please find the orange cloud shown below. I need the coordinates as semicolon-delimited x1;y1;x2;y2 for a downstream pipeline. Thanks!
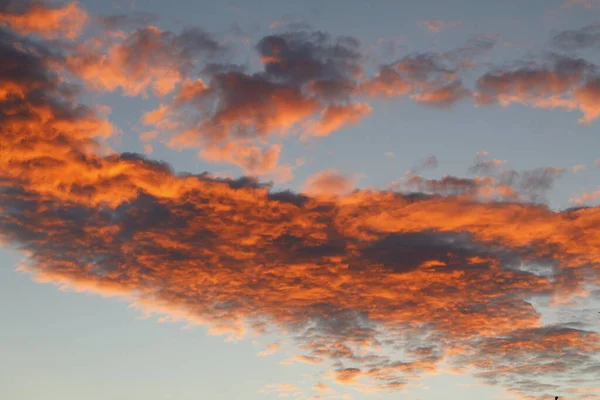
302;170;356;197
312;382;332;392
570;188;600;205
411;81;471;108
142;31;367;177
66;26;223;96
574;79;600;123
172;78;208;105
0;1;88;39
291;354;323;364
334;368;362;385
475;56;600;123
308;103;372;137
199;142;294;183
361;54;470;108
2;15;600;400
258;341;283;356
571;164;586;173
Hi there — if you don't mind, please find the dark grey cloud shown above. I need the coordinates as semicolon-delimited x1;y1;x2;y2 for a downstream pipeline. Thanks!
553;23;600;50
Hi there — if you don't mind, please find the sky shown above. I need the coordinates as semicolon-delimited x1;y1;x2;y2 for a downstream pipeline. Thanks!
1;0;600;399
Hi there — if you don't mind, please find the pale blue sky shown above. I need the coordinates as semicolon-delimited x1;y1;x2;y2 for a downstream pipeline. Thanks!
2;0;600;399
0;250;514;400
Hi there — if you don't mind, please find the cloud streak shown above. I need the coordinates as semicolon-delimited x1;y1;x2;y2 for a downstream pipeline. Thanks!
418;20;463;34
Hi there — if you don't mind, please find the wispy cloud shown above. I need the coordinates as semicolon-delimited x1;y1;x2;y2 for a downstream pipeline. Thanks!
562;0;600;8
418;19;463;34
570;188;600;205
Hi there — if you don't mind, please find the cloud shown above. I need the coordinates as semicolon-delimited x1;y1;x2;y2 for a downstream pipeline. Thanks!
0;26;117;205
453;326;600;395
66;25;224;96
258;341;283;356
361;53;471;107
401;154;564;203
291;354;323;364
418;20;463;34
571;164;586;173
405;156;439;175
4;151;600;396
570;188;600;205
2;13;600;400
442;35;498;68
33;13;591;184
0;0;88;39
4;1;598;192
475;54;600;123
307;103;372;137
142;30;369;177
411;81;471;108
573;78;600;123
199;142;294;183
469;153;507;175
553;23;600;50
255;31;362;89
333;368;362;385
312;382;332;392
259;383;303;397
361;36;496;104
302;169;356;197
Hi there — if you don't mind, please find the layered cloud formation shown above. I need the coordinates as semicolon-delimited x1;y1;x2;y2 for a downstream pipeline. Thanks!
2;1;591;181
1;2;600;400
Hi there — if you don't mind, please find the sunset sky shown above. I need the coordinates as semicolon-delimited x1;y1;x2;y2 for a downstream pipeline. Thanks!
2;1;600;399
